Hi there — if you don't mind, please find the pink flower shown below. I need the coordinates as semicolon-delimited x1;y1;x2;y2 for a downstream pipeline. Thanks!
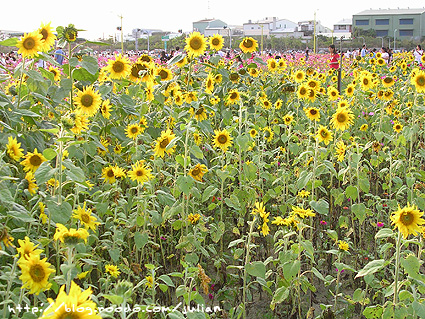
376;222;384;227
320;220;327;225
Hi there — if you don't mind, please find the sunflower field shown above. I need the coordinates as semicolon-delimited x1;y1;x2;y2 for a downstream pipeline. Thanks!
2;23;425;319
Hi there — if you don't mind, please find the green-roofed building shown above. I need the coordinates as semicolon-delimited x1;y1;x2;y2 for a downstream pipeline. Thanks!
353;8;425;40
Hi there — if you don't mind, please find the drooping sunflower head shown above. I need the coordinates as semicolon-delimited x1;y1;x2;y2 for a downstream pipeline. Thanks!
62;24;78;42
38;22;56;52
189;163;208;182
185;31;207;57
209;34;224;51
239;37;258;54
6;136;24;161
48;65;61;81
391;204;425;239
17;31;43;58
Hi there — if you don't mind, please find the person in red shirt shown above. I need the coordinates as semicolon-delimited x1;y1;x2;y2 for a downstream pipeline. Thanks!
329;44;339;69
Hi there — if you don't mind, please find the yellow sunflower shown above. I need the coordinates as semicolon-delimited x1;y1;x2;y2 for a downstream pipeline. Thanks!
105;264;121;277
382;76;395;88
267;58;278;72
331;107;354;131
17;31;43;58
293;70;305;83
39;281;101;319
74;86;102;117
213;129;233;152
239;37;258;53
189;106;208;121
63;24;78;42
393;122;403;133
226;89;240;105
316;125;333;145
360;75;374;91
327;86;340;101
335;141;346;162
274;99;283;110
283;114;294;126
21;148;46;172
72;202;100;231
154;129;177;157
6;136;24;161
38;22;56;52
16;236;43;263
175;56;188;68
155;66;173;81
101;99;112;119
126;123;143;140
411;70;425;93
53;223;89;244
106;54;131;79
25;172;38;195
185;31;207;57
209;34;224;51
189;163;208;181
345;84;355;97
19;254;55;295
297;85;309;99
263;126;274;143
128;160;153;184
48;65;61;81
304;107;320;122
391;204;425;239
204;73;215;94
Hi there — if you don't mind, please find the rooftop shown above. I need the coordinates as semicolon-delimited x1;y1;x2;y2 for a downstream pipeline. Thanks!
354;8;425;15
334;19;352;25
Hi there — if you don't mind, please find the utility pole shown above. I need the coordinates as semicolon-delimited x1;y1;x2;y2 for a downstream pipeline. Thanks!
118;14;124;54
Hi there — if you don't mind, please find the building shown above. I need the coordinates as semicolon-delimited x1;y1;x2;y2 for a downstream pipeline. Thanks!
352;8;425;39
193;19;227;34
334;19;352;33
297;20;330;36
243;17;298;36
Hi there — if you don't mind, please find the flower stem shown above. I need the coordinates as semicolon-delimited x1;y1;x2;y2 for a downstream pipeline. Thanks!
393;231;402;305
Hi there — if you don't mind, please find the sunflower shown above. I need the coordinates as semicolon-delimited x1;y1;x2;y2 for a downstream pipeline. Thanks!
6;136;24;161
72;202;100;231
189;106;208;121
331;107;354;131
267;58;278;72
209;34;224;51
21;148;46;172
335;141;346;162
63;24;78;42
327;86;339;101
360;124;368;131
126;124;143;140
226;89;240;105
129;62;146;82
193;132;203;145
345;84;355;97
239;37;258;53
39;281;101;319
411;70;425;93
175;55;188;68
184;91;198;103
391;204;425;239
139;54;153;64
189;163;208;182
38;22;56;52
105;264;120;277
338;241;349;251
297;85;309;99
382;76;395;88
249;128;258;138
102;165;117;184
185;31;207;57
274;99;283;110
283;114;294;126
229;72;240;83
293;70;305;83
19;254;55;295
154;129;177;158
307;88;316;102
304;107;320;122
188;213;201;224
70;113;90;134
204;73;215;95
17;31;43;58
128;161;153;184
16;236;43;263
307;79;319;91
155;66;173;81
213;129;233;152
249;67;260;77
393;122;403;133
214;73;223;83
316;125;333;145
106;54;131;79
101;99;112;119
25;172;38;195
48;65;61;81
360;75;374;91
53;223;89;244
263;127;274;143
174;91;184;105
261;98;272;110
74;86;102;117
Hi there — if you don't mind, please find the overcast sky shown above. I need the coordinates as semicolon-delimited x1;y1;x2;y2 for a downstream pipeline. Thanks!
1;0;425;40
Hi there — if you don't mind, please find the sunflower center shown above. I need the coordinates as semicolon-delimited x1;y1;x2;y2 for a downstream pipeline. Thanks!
81;94;94;107
363;78;369;85
159;69;168;80
417;76;425;86
23;37;36;50
29;154;42;167
81;213;90;224
107;169;114;177
320;130;328;138
218;134;227;144
131;64;143;78
136;169;144;177
230;92;238;100
244;39;253;48
212;38;220;46
160;137;169;148
300;88;307;95
190;37;202;50
384;78;392;83
401;212;414;226
113;61;125;73
310;109;317;116
131;127;138;134
40;29;48;41
195;107;204;115
30;264;46;282
337;113;347;123
191;167;200;176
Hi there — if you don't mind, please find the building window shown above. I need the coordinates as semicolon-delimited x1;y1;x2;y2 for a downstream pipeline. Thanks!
399;29;414;36
355;20;369;26
399;18;414;25
251;27;254;29
376;30;388;37
375;19;389;25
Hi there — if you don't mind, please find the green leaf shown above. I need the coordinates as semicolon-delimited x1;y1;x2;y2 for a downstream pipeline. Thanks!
86;40;109;46
189;144;204;159
352;203;367;224
345;185;358;201
80;55;99;75
282;260;301;281
270;286;289;310
46;200;72;224
359;178;370;193
309;199;329;215
102;294;124;305
236;134;250;152
224;194;241;210
72;67;98;84
42;148;57;160
134;232;149;249
297;171;313;190
34;161;57;185
176;175;194;195
363;305;383;319
412;301;425;318
158;274;175;287
109;248;120;263
62;159;85;183
0;38;18;46
246;261;266;279
355;259;387;278
375;228;395;239
14;109;41;118
201;185;219;202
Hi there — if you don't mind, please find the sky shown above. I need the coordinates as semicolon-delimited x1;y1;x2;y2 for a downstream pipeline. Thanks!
1;0;425;40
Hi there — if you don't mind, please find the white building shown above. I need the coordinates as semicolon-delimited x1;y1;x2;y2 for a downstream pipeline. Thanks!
243;17;298;36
